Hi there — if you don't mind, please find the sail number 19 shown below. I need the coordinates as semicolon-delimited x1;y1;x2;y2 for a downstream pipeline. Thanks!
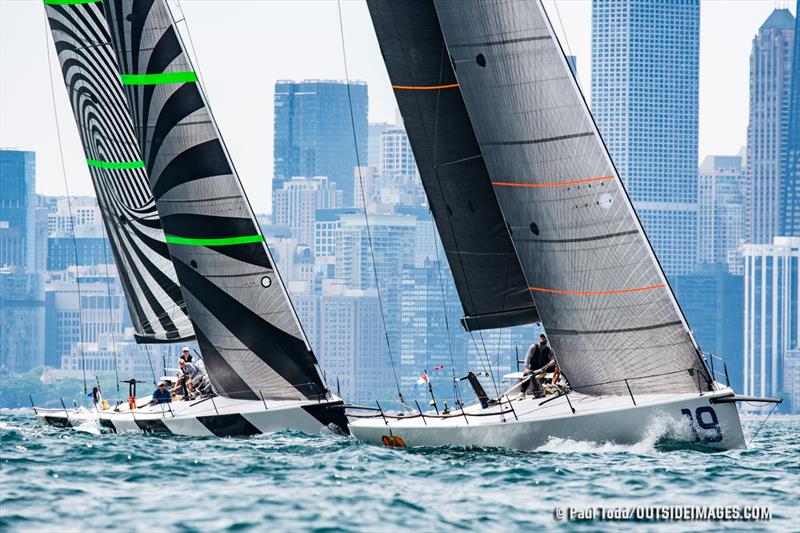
680;406;722;443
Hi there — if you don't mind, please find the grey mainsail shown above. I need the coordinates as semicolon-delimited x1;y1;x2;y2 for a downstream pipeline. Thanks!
102;0;326;400
366;0;539;332
44;0;193;343
430;0;710;395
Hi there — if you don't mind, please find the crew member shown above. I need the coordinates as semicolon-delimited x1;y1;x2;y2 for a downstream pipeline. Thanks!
152;382;172;404
521;334;559;393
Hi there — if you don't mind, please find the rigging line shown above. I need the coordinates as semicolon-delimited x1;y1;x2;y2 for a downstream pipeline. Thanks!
746;402;779;448
430;40;500;398
432;234;461;404
337;0;403;402
100;224;121;392
144;344;157;385
44;12;87;396
428;48;461;405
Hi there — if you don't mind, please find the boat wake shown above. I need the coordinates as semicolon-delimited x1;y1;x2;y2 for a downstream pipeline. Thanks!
534;413;711;454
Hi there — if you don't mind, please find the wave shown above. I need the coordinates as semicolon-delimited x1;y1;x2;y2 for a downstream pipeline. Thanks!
533;412;710;454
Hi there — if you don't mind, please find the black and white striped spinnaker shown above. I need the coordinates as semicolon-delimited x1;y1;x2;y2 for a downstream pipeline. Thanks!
368;0;711;396
44;0;193;343
102;0;327;401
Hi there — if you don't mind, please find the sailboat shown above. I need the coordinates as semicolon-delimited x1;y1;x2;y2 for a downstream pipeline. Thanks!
36;0;347;437
348;0;778;450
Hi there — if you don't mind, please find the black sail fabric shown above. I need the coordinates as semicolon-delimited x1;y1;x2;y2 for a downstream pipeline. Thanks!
103;0;326;400
366;0;539;331
432;0;710;395
44;0;193;343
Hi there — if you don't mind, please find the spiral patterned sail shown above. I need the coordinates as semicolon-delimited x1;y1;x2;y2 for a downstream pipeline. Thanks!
44;0;193;343
102;0;327;400
369;0;711;395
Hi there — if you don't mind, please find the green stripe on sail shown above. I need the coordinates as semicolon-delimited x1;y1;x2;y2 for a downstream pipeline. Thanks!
120;72;198;85
86;159;145;170
165;234;265;247
44;0;101;5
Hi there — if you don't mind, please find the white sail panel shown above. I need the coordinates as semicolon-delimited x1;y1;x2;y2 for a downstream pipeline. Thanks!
44;0;193;343
433;0;710;395
103;0;327;400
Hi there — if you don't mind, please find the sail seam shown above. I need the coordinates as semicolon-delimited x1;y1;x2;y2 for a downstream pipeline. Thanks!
392;83;460;90
519;229;639;244
529;283;666;295
549;320;683;335
120;72;198;85
164;234;265;246
451;35;550;47
492;175;615;187
484;131;594;145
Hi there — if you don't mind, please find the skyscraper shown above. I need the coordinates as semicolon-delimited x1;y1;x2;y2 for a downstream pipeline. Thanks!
272;176;342;248
0;269;45;373
742;237;799;411
746;9;796;244
0;149;36;269
273;80;368;208
592;0;700;276
697;154;747;274
781;2;800;238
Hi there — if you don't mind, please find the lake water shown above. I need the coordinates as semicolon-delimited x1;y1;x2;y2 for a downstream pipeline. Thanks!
1;410;797;532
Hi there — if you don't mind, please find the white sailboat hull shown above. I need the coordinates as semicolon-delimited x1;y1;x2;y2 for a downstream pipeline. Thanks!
36;407;99;429
97;395;348;437
349;387;745;451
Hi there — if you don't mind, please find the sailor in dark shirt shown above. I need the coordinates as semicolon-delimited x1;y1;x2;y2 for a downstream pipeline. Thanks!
152;382;172;404
521;334;559;393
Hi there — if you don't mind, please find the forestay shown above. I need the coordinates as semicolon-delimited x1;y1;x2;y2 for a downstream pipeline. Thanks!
367;0;539;332
44;0;193;343
103;0;327;400
432;0;710;395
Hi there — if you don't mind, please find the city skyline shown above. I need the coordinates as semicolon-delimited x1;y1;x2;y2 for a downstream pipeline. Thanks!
0;0;794;213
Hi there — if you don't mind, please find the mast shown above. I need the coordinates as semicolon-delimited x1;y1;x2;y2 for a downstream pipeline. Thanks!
366;0;539;333
44;0;194;344
102;0;327;401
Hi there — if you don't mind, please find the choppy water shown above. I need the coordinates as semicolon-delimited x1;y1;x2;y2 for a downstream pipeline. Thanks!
0;410;797;532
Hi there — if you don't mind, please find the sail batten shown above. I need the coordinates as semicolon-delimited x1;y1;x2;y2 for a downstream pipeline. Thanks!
103;0;326;400
430;0;710;395
44;0;194;344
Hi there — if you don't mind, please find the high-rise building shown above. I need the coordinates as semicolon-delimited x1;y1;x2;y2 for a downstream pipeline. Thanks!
368;122;392;171
781;2;800;238
592;0;700;276
272;176;342;248
742;237;799;411
273;80;368;208
399;259;466;400
698;154;747;274
44;265;125;369
784;348;800;413
746;9;796;244
673;264;745;391
0;149;36;269
318;286;388;403
381;128;418;180
0;269;45;373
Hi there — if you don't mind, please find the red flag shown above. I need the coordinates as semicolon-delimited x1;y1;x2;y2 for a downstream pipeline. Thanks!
433;365;445;371
416;373;429;385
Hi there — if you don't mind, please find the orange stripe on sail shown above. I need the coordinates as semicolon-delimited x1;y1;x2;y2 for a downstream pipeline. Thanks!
392;83;460;90
492;175;615;188
529;284;666;296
